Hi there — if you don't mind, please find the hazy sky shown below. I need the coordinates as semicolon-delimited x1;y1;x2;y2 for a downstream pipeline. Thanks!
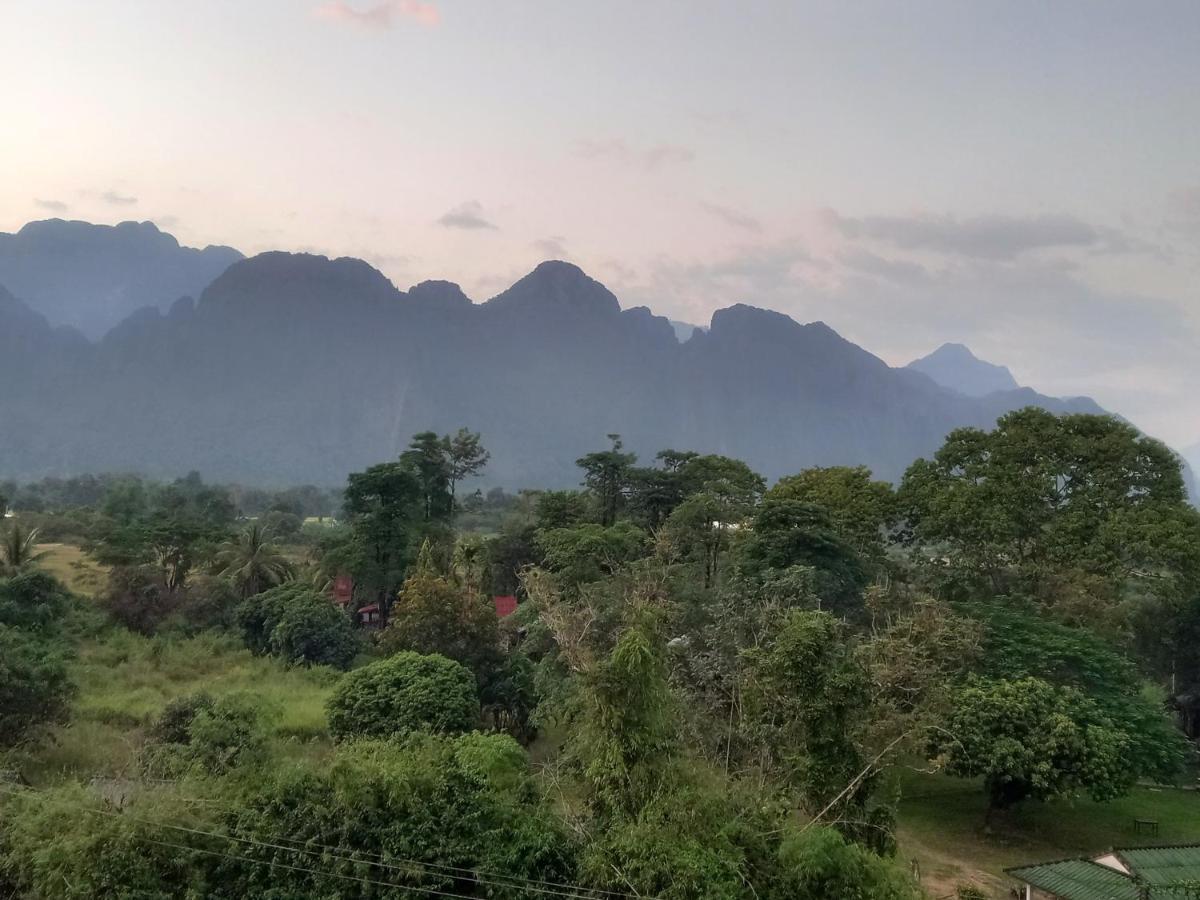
3;1;1199;445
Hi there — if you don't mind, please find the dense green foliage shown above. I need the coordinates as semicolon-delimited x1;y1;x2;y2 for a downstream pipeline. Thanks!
0;625;72;747
237;581;359;669
4;411;1200;897
930;676;1135;810
326;651;480;740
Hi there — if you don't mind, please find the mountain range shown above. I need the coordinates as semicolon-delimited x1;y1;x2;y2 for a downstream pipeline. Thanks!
0;219;241;339
0;219;1157;490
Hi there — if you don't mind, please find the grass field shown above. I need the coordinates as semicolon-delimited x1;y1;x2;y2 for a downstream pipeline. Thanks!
35;542;108;596
20;630;340;784
896;768;1200;896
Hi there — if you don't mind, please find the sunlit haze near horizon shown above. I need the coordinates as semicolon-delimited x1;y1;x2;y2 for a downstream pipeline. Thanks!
3;0;1199;445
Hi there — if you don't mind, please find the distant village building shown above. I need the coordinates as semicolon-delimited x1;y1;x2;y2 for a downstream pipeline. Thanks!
1008;843;1200;898
357;603;383;627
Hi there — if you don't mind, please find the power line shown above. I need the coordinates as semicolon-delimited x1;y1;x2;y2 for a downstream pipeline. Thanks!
76;774;646;898
0;782;656;900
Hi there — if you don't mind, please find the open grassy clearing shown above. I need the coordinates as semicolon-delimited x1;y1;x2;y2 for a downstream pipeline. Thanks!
17;629;339;785
896;768;1200;896
34;541;108;596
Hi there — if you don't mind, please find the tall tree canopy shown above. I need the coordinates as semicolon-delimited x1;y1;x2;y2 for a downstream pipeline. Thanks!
900;408;1200;598
576;434;637;527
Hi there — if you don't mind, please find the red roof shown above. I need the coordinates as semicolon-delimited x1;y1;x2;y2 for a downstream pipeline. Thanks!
357;603;380;614
493;595;518;618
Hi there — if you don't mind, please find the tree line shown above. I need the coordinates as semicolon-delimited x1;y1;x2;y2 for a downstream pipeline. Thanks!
2;408;1199;898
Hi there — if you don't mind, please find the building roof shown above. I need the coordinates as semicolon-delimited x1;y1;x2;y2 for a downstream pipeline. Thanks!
493;594;518;618
1117;845;1200;886
1008;844;1200;899
1007;858;1140;900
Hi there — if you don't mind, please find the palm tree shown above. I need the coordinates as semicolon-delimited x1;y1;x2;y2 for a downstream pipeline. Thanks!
0;522;48;577
214;522;293;598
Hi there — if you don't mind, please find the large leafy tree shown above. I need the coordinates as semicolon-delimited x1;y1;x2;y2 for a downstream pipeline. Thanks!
343;460;424;596
738;498;867;614
929;676;1139;815
237;582;358;668
576;434;637;527
968;602;1190;784
900;408;1200;597
401;431;455;523
214;522;293;598
447;428;490;507
537;521;649;590
769;466;896;561
267;590;359;669
380;546;502;677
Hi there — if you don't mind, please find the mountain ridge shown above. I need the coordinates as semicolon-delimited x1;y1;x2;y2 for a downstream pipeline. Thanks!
0;243;1126;489
0;218;243;339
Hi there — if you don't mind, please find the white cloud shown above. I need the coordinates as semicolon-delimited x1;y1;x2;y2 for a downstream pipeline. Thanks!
437;200;497;231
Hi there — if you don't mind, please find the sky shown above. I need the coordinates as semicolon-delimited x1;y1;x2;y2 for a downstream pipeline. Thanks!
2;0;1199;446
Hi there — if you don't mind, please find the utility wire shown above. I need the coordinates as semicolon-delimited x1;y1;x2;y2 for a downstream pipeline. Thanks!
44;775;645;899
0;781;657;900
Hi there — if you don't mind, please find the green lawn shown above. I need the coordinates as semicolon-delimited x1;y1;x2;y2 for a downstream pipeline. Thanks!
896;768;1200;896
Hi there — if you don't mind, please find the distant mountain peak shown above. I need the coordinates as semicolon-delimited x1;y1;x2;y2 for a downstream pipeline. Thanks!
0;218;243;338
197;252;399;316
407;279;473;310
485;260;621;317
906;342;1020;397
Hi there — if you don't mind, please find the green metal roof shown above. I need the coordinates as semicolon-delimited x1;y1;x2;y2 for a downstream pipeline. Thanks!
1118;846;1200;887
1008;845;1200;899
1007;858;1140;900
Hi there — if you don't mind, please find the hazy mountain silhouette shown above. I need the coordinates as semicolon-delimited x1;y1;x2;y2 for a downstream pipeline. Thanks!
0;219;242;339
0;244;1128;489
906;342;1020;397
670;320;706;342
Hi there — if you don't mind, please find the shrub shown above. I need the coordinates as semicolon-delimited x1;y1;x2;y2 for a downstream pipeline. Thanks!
141;691;268;775
0;625;73;746
177;573;240;632
0;783;215;897
96;565;183;634
269;592;358;669
218;735;577;899
327;651;479;740
775;825;923;899
0;571;71;634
